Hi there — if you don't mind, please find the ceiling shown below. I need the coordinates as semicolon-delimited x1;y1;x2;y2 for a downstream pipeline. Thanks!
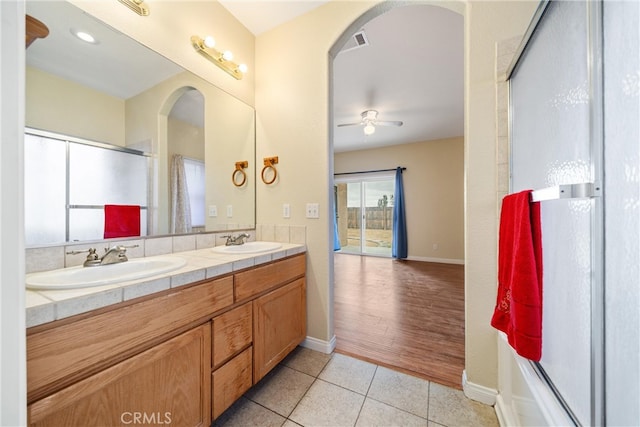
220;1;464;153
26;1;463;153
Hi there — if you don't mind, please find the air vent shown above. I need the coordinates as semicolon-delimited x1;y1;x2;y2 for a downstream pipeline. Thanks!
339;30;369;53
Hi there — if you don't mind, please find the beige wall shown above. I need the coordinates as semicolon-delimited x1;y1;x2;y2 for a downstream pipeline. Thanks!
126;71;255;235
464;0;538;390
168;118;205;162
334;138;464;263
26;67;125;146
256;0;537;392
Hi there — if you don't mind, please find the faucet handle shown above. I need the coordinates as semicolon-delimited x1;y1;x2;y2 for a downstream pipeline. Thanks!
104;244;139;252
66;247;96;256
66;248;99;261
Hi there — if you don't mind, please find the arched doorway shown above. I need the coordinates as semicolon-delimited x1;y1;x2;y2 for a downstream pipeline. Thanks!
329;2;466;388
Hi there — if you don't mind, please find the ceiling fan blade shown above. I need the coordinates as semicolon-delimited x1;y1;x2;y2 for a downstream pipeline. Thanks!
376;120;403;127
337;122;363;127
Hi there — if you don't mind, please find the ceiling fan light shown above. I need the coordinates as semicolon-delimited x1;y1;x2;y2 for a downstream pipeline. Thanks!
363;124;376;135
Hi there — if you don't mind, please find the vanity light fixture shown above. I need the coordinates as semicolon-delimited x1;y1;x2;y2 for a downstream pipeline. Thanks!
191;35;247;80
117;0;150;16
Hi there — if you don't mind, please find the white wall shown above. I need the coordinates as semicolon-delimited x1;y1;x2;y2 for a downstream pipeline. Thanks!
0;1;26;424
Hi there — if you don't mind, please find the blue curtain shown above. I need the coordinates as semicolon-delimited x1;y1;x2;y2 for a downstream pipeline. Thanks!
333;204;341;251
392;167;408;259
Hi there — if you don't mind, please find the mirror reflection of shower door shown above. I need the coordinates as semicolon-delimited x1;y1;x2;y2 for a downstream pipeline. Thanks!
336;176;394;257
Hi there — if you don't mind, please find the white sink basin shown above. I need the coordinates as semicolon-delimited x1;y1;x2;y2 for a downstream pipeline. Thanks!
26;257;187;290
212;241;282;254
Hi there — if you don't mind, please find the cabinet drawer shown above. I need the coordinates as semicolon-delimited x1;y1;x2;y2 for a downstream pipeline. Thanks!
27;276;233;403
212;346;252;420
212;302;252;369
234;254;305;301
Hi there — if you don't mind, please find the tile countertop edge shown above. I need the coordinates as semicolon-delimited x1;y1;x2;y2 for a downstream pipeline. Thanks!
26;243;306;328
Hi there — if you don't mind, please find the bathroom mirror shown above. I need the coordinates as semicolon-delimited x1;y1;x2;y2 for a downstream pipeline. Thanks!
24;1;255;246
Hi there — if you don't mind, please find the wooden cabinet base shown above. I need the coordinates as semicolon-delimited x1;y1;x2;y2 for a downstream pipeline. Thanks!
28;324;211;427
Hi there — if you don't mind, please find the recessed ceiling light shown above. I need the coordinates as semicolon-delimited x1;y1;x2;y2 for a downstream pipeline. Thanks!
70;29;98;44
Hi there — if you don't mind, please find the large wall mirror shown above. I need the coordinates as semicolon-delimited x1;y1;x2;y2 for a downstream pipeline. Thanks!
24;1;255;246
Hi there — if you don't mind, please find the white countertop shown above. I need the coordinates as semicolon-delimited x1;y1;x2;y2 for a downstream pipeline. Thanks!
26;243;306;328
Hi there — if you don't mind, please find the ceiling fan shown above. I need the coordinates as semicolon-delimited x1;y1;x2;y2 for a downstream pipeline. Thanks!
337;110;403;135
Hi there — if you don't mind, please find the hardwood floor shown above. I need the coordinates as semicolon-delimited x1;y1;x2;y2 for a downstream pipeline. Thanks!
333;253;465;389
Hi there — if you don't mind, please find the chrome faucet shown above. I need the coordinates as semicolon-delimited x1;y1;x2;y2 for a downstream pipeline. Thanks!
66;244;139;267
222;233;251;246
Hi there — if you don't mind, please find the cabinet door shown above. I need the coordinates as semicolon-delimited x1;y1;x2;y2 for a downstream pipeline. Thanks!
253;278;306;382
28;324;211;427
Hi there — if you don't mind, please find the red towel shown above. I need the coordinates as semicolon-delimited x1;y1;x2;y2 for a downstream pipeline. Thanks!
104;205;141;239
491;190;543;361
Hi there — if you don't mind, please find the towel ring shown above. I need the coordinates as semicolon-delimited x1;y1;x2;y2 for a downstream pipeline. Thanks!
232;161;248;187
261;156;279;185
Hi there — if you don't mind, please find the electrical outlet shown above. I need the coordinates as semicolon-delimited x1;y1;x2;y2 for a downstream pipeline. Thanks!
226;205;233;218
283;203;290;218
208;205;217;217
433;243;439;251
305;203;319;219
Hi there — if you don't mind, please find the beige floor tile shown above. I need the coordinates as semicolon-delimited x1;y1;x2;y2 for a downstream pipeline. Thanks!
356;398;429;426
212;396;286;427
245;365;315;417
289;379;365;427
367;366;430;419
318;353;377;394
428;382;499;427
283;346;332;377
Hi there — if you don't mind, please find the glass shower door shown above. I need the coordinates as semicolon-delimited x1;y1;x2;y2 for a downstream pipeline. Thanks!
509;1;597;424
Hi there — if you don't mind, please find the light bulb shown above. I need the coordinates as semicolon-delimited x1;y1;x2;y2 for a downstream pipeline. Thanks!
71;29;97;44
238;64;248;73
222;50;234;61
363;124;376;135
203;36;216;48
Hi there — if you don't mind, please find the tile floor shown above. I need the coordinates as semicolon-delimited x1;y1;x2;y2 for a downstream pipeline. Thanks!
213;347;499;427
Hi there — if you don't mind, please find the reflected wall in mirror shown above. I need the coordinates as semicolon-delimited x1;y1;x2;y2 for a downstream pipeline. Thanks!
24;0;255;246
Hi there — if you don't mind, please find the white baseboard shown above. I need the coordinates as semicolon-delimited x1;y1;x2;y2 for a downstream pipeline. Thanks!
301;334;336;354
494;394;516;427
462;370;497;405
406;256;465;265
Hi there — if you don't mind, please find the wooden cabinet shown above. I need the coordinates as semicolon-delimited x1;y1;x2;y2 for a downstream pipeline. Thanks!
28;323;211;427
27;252;306;425
27;276;233;403
253;278;306;382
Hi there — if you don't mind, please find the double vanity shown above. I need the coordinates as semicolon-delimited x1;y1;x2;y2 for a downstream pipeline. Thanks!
25;241;307;426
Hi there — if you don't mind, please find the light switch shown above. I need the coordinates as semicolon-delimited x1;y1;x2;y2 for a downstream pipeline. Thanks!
208;205;217;217
305;203;319;219
283;203;291;218
226;205;233;218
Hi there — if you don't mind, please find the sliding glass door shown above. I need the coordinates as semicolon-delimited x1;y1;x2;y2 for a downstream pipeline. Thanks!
335;175;394;256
